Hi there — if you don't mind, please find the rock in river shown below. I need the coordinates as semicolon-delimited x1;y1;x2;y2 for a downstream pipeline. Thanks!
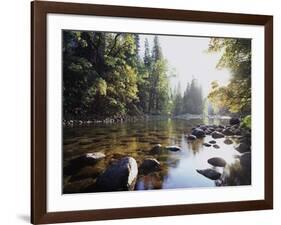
229;117;240;125
224;139;233;145
149;144;163;154
139;158;161;174
207;157;227;167
192;128;206;138
213;144;220;149
196;169;222;180
165;146;181;152
71;152;105;165
95;157;138;191
222;128;234;136
209;140;216;144
64;152;105;175
236;142;251;153
79;139;92;145
203;143;212;147
211;131;225;139
186;134;197;141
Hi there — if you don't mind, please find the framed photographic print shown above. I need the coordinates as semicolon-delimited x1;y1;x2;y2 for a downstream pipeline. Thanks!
31;1;273;224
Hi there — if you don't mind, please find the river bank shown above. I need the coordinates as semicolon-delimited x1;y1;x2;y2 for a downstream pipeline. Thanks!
63;115;174;127
63;113;233;127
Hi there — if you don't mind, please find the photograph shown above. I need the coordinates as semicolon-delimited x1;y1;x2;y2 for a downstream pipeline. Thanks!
62;30;252;194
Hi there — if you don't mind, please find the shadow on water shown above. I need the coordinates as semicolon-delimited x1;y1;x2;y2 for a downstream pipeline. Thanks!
63;118;251;193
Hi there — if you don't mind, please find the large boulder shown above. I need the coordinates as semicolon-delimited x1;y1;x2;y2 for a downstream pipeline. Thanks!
229;117;240;126
139;158;161;174
236;142;251;153
211;131;225;139
192;128;206;138
196;169;222;180
207;157;227;167
95;157;138;191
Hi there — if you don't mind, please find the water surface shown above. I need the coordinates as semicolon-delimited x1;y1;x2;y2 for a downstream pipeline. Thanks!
63;118;250;192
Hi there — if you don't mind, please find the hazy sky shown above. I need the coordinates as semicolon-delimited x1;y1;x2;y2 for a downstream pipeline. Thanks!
139;35;231;97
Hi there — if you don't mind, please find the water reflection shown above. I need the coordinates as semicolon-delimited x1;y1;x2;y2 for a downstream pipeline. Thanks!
63;118;250;193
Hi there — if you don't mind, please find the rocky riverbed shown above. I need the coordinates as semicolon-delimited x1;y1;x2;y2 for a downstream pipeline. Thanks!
63;118;251;193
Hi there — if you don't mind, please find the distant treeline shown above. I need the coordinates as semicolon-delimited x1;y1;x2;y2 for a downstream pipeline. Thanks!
172;79;203;116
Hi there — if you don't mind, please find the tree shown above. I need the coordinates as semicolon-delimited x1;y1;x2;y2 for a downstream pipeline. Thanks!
63;31;139;119
208;38;251;115
172;83;183;115
63;31;172;119
148;36;170;114
179;78;203;115
143;38;152;69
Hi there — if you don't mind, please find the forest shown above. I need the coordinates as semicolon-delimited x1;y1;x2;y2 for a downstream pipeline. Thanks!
63;31;251;123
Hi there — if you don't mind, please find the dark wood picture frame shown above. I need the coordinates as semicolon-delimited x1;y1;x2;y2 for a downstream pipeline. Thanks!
31;1;273;224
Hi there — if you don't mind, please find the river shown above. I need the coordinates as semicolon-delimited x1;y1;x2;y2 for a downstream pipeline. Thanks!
63;118;250;193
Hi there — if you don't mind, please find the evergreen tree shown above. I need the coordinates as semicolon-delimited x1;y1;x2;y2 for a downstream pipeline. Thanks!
172;83;183;115
176;78;203;115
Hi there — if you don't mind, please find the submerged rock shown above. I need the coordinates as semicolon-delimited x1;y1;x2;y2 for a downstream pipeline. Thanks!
186;134;197;141
196;169;222;180
224;139;233;145
69;165;103;182
213;144;220;149
207;157;227;167
79;139;92;145
203;143;212;147
165;146;181;152
64;152;105;175
149;144;163;154
95;157;138;191
192;128;206;138
63;178;95;194
71;152;105;165
139;158;161;174
211;131;225;139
